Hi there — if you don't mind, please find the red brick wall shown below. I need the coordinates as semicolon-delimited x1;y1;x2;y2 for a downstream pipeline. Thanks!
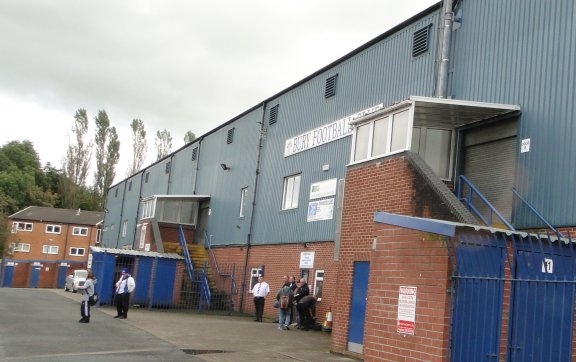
210;242;337;323
332;154;459;360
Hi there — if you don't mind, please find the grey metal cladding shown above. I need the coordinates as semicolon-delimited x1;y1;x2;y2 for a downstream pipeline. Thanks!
117;173;143;248
250;13;439;245
194;110;261;246
169;144;198;195
140;158;172;199
450;0;576;227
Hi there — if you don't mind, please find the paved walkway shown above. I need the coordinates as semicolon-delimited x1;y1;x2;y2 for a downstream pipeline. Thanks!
57;289;356;362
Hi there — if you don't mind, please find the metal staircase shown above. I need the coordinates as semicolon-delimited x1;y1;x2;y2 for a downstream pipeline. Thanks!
178;226;211;311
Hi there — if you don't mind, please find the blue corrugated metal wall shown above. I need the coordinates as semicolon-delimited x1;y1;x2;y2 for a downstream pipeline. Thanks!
450;0;576;228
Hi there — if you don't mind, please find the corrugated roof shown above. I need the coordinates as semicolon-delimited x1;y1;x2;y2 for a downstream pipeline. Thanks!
373;211;572;244
9;206;104;226
90;246;184;260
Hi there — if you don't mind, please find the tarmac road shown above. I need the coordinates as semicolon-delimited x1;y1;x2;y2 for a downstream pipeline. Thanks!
0;288;356;362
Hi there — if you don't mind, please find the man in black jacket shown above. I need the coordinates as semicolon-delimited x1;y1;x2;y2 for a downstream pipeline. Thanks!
296;295;316;330
294;278;310;329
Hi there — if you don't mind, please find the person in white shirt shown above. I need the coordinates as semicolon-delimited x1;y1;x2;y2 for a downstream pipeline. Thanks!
251;276;269;322
114;268;135;319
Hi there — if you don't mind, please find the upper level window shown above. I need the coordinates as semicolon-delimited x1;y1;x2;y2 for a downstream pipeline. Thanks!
13;243;30;252
42;245;59;254
411;127;452;179
142;198;156;219
282;174;301;210
352;109;410;162
72;227;88;236
45;225;61;234
70;247;85;256
239;187;248;218
12;222;32;233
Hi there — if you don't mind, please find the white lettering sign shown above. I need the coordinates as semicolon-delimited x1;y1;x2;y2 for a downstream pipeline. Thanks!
284;104;384;157
542;258;553;273
521;138;530;153
397;286;417;335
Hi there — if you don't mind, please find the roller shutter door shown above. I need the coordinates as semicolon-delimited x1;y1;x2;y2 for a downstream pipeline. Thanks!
463;121;517;221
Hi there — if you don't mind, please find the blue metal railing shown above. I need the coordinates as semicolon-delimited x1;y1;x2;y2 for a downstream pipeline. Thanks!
178;226;211;310
512;187;563;238
456;175;515;230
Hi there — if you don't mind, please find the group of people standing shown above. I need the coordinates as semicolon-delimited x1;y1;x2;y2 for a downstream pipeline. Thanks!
76;267;136;324
252;275;317;331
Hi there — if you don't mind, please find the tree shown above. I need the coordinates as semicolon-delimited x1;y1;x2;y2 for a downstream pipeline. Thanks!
0;141;57;214
61;109;92;208
127;119;147;176
184;131;196;144
93;110;120;210
155;129;172;160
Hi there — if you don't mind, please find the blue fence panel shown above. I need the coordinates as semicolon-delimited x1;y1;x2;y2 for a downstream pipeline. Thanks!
152;258;177;307
133;257;153;306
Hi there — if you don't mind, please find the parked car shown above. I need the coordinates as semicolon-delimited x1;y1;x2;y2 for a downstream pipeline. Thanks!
65;269;88;293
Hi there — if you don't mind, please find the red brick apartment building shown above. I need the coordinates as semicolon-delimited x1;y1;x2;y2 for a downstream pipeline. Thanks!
2;206;103;288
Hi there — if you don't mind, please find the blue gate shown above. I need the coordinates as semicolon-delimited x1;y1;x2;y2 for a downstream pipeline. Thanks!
449;230;576;361
348;261;370;354
508;236;575;361
449;230;506;361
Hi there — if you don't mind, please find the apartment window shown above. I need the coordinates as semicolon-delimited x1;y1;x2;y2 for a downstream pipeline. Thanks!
122;220;128;237
13;243;30;252
70;247;85;256
313;270;324;301
239;187;248;218
12;222;33;233
227;128;235;144
282;174;301;210
72;227;88;236
249;267;263;293
45;225;61;234
352;108;410;163
42;245;59;254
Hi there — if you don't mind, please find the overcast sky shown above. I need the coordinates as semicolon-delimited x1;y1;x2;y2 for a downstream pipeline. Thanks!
0;0;437;183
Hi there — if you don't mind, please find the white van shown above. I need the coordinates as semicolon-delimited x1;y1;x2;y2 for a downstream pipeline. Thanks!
70;269;88;293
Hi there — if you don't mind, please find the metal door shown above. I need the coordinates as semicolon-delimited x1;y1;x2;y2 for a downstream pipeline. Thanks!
57;265;69;289
508;239;575;361
347;261;370;354
29;266;41;288
1;262;14;287
450;231;505;361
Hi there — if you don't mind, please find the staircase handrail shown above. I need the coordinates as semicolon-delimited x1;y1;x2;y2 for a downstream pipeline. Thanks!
198;261;212;312
178;226;194;282
512;187;563;238
456;175;515;230
205;231;237;295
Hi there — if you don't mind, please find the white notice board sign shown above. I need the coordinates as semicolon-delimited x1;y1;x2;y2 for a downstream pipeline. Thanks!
300;251;315;269
397;286;417;335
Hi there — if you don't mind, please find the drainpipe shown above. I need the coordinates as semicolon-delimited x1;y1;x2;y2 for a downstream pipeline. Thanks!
115;181;128;249
192;137;204;195
238;101;267;312
436;0;454;98
133;169;146;249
